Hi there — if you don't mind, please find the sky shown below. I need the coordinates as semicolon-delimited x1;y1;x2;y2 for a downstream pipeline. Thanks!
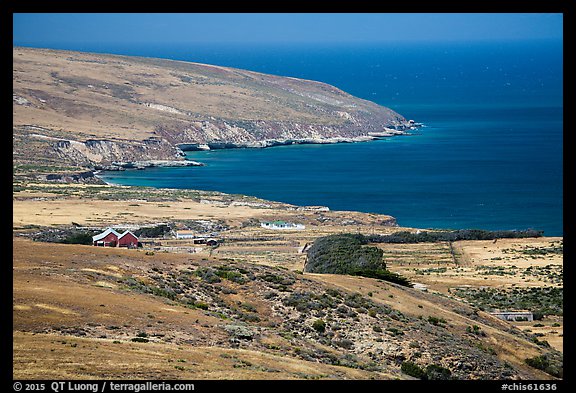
13;13;563;47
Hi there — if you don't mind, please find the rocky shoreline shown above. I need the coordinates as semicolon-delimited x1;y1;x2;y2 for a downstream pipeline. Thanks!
47;126;424;184
175;127;414;151
93;159;204;171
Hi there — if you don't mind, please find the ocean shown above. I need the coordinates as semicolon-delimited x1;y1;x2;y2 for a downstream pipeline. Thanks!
95;40;563;236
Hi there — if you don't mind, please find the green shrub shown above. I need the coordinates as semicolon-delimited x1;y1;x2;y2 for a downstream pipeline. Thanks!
60;232;94;245
525;355;562;378
312;319;326;333
466;325;485;336
191;301;209;310
150;286;176;300
428;316;446;326
135;224;171;238
333;339;354;350
386;327;404;336
425;364;452;380
368;229;543;244
401;362;452;380
305;234;412;287
401;361;426;379
131;337;149;343
194;267;221;284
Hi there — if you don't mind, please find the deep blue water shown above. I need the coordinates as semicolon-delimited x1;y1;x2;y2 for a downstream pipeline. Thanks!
95;41;563;236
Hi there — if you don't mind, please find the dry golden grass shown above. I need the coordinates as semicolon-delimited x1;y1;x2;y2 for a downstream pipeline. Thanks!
13;238;403;380
13;46;355;143
380;238;563;294
14;331;394;380
13;194;267;227
375;239;563;353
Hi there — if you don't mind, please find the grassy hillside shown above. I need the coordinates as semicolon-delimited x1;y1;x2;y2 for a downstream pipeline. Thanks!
13;46;410;175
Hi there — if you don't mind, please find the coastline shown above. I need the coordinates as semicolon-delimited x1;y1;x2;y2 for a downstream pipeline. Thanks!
93;159;205;172
96;126;422;174
175;127;415;152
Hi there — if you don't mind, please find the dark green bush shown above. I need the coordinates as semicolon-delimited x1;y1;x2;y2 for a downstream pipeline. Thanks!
194;267;221;284
425;364;452;380
60;232;94;245
349;268;412;287
190;301;209;310
386;327;404;336
525;354;562;378
305;234;411;287
367;229;543;244
401;362;452;380
134;224;171;238
333;339;354;350
466;325;485;336
215;268;247;284
312;319;326;333
428;316;447;326
401;361;426;379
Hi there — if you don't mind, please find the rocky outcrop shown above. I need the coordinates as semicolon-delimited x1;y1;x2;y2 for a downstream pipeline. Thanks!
41;170;106;184
158;119;413;152
94;159;204;171
52;137;186;167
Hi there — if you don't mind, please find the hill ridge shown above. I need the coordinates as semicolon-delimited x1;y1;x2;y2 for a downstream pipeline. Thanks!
13;46;414;175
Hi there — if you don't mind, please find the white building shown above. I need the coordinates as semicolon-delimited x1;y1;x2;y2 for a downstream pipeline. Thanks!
175;230;195;239
261;221;305;230
490;311;534;322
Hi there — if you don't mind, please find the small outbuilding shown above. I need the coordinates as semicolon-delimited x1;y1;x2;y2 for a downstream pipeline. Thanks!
490;311;534;322
176;230;195;239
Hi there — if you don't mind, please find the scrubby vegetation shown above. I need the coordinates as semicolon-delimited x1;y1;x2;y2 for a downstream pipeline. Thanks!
134;224;172;238
401;361;452;380
453;287;563;316
29;227;99;244
401;361;426;379
367;229;543;244
304;234;412;286
524;353;563;378
59;232;95;245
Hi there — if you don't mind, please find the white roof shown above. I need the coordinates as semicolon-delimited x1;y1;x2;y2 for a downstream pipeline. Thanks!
118;230;138;240
92;227;121;242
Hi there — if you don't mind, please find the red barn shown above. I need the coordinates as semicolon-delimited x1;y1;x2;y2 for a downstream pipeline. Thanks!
92;228;120;247
118;230;139;248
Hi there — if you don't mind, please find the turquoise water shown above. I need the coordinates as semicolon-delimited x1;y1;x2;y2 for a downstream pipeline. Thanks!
99;41;563;236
